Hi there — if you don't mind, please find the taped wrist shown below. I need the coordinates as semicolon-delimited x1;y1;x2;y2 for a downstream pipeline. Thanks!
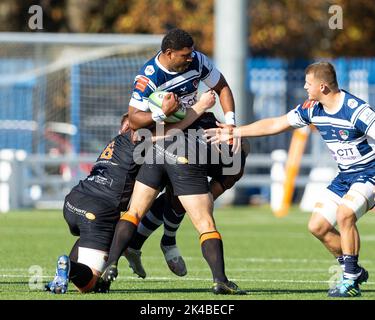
224;111;236;126
151;108;167;123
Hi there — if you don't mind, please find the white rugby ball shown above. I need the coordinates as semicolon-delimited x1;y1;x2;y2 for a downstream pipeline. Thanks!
148;91;186;123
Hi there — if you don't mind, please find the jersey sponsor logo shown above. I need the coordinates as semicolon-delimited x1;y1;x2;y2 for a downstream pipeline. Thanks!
88;175;113;186
135;76;150;92
180;92;198;107
328;143;361;164
65;201;86;216
359;107;375;125
338;129;349;140
348;99;358;109
337;147;354;157
177;156;189;164
85;212;96;220
145;65;155;76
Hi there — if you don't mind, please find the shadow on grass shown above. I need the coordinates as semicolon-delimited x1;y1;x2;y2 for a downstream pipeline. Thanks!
3;282;375;297
106;287;375;295
107;288;210;294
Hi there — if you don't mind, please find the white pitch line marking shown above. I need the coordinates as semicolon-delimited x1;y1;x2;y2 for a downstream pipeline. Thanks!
1;274;375;286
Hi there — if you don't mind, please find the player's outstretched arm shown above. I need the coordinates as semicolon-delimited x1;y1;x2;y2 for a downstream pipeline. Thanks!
205;114;294;144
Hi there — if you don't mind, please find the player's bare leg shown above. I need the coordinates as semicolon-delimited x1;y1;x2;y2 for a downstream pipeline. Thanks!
308;213;343;258
329;190;370;297
178;193;215;235
125;141;247;279
308;208;368;293
336;205;360;255
178;193;246;295
126;182;228;279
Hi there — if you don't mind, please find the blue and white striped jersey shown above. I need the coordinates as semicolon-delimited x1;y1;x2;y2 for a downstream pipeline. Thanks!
287;90;375;173
129;50;221;112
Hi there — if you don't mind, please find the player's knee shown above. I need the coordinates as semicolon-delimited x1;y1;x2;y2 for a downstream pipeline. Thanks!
336;205;356;228
195;219;216;235
76;274;100;293
308;218;329;239
76;247;108;293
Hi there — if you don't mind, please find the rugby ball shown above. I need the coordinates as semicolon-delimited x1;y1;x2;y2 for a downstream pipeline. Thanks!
148;91;186;123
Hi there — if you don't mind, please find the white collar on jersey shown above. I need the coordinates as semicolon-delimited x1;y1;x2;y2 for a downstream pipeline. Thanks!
155;51;179;75
323;90;345;115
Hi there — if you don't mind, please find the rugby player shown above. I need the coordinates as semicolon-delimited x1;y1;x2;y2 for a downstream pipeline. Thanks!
98;120;247;295
44;92;214;294
97;28;247;295
205;62;374;297
120;27;243;279
124;113;249;279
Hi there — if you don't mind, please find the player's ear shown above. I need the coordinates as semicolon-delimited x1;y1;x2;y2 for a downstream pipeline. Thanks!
165;48;173;58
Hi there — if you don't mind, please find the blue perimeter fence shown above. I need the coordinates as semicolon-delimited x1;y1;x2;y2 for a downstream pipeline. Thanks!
1;57;375;154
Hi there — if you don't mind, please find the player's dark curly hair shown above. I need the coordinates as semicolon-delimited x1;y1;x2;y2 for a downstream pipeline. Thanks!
161;28;194;52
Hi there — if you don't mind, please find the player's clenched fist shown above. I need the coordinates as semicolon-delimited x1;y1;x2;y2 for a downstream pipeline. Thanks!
199;90;216;110
161;92;180;116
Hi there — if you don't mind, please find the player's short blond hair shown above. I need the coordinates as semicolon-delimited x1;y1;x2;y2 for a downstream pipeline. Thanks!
305;62;339;91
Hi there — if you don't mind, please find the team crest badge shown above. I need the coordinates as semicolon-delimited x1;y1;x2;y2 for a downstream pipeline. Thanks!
338;129;349;140
348;99;358;109
145;65;155;76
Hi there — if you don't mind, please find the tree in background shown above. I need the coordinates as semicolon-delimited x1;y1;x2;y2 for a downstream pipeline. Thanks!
250;0;375;58
0;0;374;57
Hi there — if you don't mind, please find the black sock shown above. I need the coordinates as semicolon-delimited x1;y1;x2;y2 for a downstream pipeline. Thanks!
161;195;186;246
200;233;227;283
161;208;185;246
69;261;93;288
343;254;362;279
106;220;137;267
128;193;166;250
336;255;345;270
69;239;80;262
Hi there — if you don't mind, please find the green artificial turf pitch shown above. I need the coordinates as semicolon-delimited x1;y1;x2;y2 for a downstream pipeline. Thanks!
1;206;375;300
